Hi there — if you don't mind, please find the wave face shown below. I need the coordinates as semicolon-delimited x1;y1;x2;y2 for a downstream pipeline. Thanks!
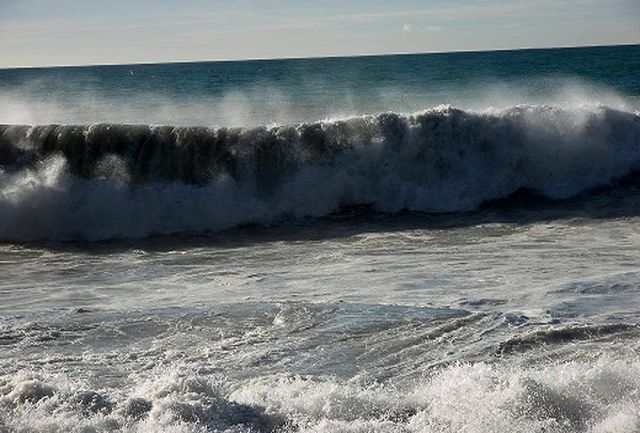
1;105;639;241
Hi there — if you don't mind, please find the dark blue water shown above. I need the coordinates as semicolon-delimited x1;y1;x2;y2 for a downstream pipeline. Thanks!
1;44;639;126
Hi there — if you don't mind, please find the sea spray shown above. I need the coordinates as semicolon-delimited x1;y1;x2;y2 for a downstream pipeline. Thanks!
1;105;639;241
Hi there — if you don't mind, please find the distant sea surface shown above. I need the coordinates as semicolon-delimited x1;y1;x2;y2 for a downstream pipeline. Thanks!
1;45;640;432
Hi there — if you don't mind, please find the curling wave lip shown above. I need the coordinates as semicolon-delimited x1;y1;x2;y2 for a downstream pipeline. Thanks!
1;104;639;241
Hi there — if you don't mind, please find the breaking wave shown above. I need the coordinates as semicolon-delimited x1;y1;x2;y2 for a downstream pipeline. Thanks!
2;357;640;432
1;104;639;241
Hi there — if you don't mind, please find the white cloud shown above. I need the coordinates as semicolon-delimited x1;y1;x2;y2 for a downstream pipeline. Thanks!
402;24;442;33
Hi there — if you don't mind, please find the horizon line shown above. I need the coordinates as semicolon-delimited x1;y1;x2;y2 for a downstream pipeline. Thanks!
1;42;638;71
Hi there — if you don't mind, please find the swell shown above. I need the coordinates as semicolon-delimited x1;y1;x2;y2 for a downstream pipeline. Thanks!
1;105;639;241
497;323;640;355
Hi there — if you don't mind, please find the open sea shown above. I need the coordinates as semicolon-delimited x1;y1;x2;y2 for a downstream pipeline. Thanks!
1;44;640;432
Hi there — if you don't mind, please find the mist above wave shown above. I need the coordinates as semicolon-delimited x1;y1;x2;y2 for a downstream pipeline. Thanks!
0;104;639;241
0;76;635;127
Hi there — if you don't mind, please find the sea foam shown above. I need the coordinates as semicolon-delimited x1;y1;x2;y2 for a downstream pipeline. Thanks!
2;357;640;432
1;104;639;241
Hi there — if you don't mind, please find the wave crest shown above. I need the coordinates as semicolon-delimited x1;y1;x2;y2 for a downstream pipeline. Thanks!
1;105;639;241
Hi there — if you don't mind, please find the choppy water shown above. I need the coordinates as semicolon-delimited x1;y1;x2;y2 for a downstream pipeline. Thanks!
1;45;640;432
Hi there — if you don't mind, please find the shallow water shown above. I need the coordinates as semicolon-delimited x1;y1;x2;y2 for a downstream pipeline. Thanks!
2;193;640;431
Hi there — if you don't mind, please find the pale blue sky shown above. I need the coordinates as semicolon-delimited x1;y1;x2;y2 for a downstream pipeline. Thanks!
1;0;638;68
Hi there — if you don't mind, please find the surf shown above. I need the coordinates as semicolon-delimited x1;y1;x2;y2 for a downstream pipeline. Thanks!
1;104;639;241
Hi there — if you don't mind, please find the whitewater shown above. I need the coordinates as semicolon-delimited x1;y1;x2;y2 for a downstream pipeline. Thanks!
1;105;639;241
1;45;640;433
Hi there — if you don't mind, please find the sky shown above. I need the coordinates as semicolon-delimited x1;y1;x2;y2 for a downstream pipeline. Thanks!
1;0;639;68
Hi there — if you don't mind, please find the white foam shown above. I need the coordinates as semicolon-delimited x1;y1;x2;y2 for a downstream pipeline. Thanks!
2;357;640;432
0;104;639;241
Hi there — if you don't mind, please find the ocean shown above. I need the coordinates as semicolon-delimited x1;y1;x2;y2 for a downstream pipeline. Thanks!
1;44;640;432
